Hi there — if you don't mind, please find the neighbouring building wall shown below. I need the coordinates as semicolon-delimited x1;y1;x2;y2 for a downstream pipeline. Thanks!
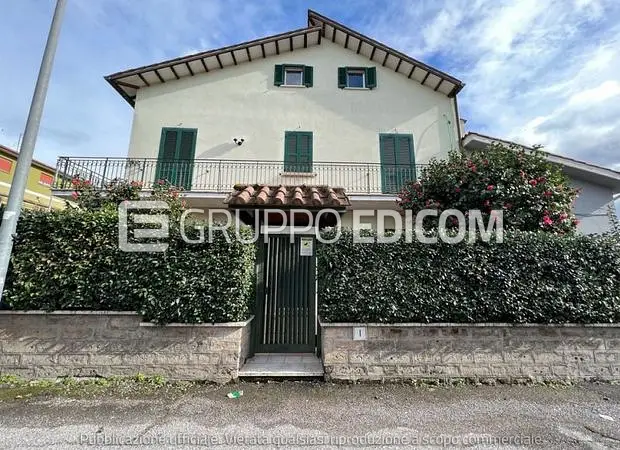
127;41;460;166
569;176;616;234
321;323;620;382
0;148;64;210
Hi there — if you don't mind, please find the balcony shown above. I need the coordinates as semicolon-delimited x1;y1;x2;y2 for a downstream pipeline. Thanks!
54;157;424;195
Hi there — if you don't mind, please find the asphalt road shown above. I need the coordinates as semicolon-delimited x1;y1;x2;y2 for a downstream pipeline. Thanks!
0;381;619;449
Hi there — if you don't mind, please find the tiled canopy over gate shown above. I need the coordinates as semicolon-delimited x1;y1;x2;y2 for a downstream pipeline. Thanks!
226;184;350;208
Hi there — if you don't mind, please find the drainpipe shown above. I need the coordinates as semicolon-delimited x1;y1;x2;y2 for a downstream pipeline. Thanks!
452;95;463;152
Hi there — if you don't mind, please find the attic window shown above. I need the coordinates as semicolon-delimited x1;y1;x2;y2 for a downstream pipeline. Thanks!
274;65;313;87
284;67;303;86
338;67;377;89
347;69;365;88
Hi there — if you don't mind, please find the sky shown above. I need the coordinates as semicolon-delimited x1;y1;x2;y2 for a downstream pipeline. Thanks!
0;0;619;171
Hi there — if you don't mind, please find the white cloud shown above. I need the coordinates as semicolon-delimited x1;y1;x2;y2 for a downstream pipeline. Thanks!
1;0;619;171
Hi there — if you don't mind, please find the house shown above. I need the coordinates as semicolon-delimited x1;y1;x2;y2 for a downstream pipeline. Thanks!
50;10;618;359
462;132;620;235
55;10;464;230
0;144;64;210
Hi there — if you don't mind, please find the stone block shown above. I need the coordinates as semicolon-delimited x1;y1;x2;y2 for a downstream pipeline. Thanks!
379;351;410;365
322;351;347;365
502;351;534;363
441;352;474;364
564;351;594;364
21;354;57;366
192;353;222;364
473;351;504;363
57;354;90;365
532;352;565;364
0;354;20;366
348;352;379;364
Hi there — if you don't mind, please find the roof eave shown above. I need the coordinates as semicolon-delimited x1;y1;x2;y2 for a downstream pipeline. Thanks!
307;9;465;96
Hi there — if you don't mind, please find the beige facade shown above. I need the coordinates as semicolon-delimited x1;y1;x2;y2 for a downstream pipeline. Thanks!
128;41;459;169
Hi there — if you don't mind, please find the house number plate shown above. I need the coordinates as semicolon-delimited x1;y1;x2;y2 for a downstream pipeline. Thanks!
300;237;313;256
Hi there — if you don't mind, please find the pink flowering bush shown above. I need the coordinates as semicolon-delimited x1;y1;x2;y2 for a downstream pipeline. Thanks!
71;177;186;219
398;143;580;233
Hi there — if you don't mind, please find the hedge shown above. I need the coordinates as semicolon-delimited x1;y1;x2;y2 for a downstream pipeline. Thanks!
4;209;256;324
317;229;620;323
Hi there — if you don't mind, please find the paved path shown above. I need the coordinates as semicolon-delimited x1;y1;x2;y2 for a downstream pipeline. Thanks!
1;381;619;448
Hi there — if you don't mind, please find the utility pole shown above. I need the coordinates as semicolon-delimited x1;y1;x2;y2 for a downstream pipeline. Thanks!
0;0;67;302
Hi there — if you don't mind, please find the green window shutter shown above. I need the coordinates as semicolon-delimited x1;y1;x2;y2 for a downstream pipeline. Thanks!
380;134;414;193
284;132;298;172
274;64;284;86
297;132;313;172
338;67;347;88
156;129;178;184
284;131;313;173
303;65;313;87
177;129;197;189
160;129;178;160
156;128;197;190
366;67;377;89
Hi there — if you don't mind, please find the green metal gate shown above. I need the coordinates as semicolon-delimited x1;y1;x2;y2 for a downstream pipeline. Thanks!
255;234;316;353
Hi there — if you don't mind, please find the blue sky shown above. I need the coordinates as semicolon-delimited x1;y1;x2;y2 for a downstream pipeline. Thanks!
1;0;620;170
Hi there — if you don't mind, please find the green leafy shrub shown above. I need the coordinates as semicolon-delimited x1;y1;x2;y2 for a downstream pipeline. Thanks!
70;177;186;217
317;229;620;323
4;209;256;324
399;144;580;233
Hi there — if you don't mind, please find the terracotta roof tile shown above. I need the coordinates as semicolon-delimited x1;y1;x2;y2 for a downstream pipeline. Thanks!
226;184;350;208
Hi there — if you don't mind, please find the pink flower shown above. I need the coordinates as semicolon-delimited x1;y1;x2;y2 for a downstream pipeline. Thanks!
486;185;494;191
529;179;538;186
572;218;580;225
71;191;79;200
559;212;568;220
543;190;552;197
542;216;553;226
538;176;546;183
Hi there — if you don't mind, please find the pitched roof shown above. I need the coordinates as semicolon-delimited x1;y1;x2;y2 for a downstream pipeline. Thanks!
0;144;56;174
105;10;464;106
462;131;620;191
225;184;350;209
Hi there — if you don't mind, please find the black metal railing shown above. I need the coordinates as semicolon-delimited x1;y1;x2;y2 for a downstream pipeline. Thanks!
54;157;425;195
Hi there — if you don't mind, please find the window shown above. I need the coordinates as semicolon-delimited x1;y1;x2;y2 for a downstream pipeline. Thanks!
155;128;197;190
284;131;313;173
284;67;303;86
0;157;12;173
379;134;415;194
338;67;377;89
347;69;365;88
39;173;53;186
274;65;313;87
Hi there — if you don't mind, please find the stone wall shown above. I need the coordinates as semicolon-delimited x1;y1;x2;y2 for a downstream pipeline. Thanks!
321;322;620;382
0;312;253;383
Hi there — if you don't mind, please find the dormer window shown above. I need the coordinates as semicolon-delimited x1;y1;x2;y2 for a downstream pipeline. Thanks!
274;65;313;87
